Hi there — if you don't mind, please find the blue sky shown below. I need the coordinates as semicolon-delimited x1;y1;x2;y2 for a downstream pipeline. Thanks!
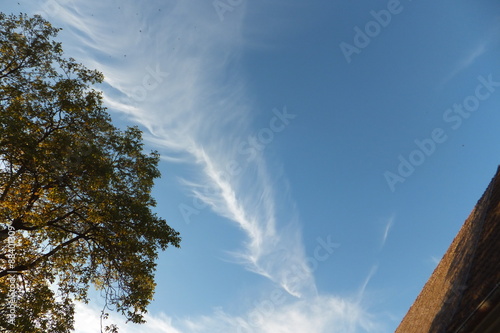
4;0;500;332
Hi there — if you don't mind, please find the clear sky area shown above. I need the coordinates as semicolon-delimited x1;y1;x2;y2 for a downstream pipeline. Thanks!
3;0;500;332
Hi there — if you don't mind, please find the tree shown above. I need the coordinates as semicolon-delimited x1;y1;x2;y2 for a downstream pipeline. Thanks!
0;13;181;332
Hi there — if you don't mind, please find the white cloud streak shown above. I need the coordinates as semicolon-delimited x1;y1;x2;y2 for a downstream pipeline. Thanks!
381;215;394;249
74;296;381;333
439;20;500;88
41;0;316;299
439;41;489;88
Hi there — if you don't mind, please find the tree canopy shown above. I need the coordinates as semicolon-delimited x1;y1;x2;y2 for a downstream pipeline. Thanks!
0;12;180;332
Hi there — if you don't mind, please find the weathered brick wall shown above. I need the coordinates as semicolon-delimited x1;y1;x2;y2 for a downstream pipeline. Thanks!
396;166;500;333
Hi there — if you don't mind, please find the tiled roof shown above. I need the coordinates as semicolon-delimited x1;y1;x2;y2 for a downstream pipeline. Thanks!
396;166;500;333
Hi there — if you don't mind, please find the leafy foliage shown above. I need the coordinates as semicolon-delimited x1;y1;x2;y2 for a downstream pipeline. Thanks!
0;13;180;332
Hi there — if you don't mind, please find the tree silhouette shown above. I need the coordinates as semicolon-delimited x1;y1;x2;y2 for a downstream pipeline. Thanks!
0;13;180;332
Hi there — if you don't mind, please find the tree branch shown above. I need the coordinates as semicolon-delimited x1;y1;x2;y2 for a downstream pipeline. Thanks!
0;231;88;278
0;165;26;202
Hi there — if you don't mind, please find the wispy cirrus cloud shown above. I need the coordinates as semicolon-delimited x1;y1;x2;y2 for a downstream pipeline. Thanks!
381;215;395;249
74;295;380;333
29;0;382;331
439;20;500;88
438;41;489;88
43;0;316;299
